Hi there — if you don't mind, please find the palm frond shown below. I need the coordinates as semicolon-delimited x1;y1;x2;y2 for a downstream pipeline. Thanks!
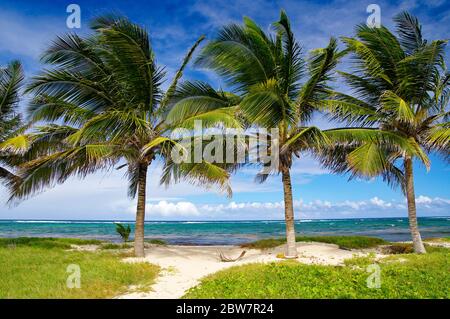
296;38;340;123
272;10;304;99
195;22;275;92
0;60;24;114
166;81;240;127
240;78;289;127
0;135;30;154
161;158;232;197
316;91;378;126
10;145;116;202
342;36;393;85
159;35;205;112
282;126;330;154
394;11;425;54
380;90;415;124
28;94;96;126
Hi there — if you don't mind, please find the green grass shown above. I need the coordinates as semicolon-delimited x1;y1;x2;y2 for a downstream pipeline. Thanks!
380;243;415;254
424;237;450;243
100;243;133;250
241;236;387;250
0;238;159;298
145;239;167;245
184;247;449;299
0;237;103;249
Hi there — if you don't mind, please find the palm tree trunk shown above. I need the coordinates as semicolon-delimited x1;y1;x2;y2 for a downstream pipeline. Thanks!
282;169;298;258
404;156;426;254
134;163;148;257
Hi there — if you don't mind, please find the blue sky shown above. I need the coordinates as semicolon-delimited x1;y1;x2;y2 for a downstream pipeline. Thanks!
0;0;449;220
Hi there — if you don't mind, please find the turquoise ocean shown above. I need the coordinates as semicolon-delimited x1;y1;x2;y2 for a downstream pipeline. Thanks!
0;217;449;245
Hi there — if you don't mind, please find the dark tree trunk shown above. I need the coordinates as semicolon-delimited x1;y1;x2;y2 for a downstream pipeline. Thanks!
404;156;426;254
282;169;298;258
134;163;148;257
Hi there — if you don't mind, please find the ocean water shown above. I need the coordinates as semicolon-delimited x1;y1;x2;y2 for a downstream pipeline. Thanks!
0;217;449;245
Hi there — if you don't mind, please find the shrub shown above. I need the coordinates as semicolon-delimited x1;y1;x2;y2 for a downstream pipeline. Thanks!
0;237;102;249
381;243;415;254
145;239;167;246
115;224;131;242
100;243;132;250
242;236;387;250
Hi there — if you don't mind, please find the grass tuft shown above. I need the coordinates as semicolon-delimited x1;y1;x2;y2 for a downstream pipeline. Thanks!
424;237;450;243
145;239;167;246
100;243;132;250
380;243;415;254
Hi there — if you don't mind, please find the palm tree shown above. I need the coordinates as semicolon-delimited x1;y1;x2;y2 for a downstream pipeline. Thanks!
0;61;24;186
115;223;131;242
318;12;449;253
170;11;422;258
8;16;237;257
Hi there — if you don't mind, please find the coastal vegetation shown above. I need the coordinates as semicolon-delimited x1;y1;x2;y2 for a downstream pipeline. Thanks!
241;235;387;250
145;239;168;245
425;237;450;243
0;237;159;298
100;243;133;250
2;235;448;299
0;237;103;249
184;246;450;299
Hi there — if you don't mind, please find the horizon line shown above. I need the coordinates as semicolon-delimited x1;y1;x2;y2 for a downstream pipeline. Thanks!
1;216;449;222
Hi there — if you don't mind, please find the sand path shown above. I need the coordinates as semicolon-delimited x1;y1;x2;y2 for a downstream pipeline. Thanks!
117;242;364;299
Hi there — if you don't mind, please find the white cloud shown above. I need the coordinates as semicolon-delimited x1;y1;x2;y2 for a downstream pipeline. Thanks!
370;197;392;208
416;195;432;204
143;200;200;217
118;195;450;220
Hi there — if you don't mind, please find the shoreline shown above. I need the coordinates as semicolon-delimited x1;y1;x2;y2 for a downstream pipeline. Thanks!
1;217;449;245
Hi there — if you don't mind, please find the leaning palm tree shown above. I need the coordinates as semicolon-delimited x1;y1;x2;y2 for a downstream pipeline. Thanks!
0;61;24;185
9;16;238;257
318;12;449;253
169;11;424;258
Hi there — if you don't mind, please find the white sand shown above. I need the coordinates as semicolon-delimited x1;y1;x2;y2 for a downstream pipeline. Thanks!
117;242;371;299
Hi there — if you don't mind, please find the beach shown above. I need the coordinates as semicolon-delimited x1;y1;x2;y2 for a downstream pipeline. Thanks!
117;242;374;299
2;236;449;299
2;218;449;299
